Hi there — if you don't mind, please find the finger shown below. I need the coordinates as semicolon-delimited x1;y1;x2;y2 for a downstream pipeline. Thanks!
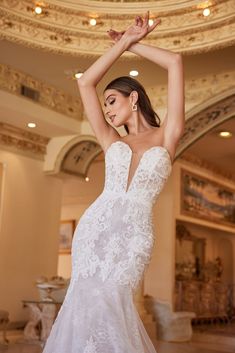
113;29;124;38
143;11;149;27
137;15;143;27
109;29;118;35
107;30;116;40
108;29;118;36
136;16;140;26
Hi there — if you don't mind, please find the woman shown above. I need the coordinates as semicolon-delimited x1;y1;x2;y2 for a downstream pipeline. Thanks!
43;12;184;353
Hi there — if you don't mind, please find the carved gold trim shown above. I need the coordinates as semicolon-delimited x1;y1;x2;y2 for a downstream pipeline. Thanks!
0;0;234;56
149;70;235;109
1;63;235;129
0;64;83;121
176;93;235;156
0;122;50;159
179;152;235;182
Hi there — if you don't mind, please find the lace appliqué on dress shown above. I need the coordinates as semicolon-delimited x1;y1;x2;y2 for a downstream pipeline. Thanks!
69;141;172;290
42;141;171;353
83;337;97;353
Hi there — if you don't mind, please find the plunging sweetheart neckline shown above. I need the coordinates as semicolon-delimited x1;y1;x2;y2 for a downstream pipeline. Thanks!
105;140;172;193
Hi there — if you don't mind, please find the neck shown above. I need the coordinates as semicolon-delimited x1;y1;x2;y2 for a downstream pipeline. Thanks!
126;112;154;136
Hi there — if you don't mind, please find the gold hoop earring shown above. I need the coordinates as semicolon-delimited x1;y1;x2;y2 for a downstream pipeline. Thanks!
132;103;137;112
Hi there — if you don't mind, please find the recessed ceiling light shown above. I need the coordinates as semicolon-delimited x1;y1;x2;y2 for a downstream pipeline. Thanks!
148;19;154;26
28;122;36;128
89;18;97;26
34;6;42;15
75;72;83;79
218;131;232;138
203;8;210;16
129;70;139;77
85;176;89;182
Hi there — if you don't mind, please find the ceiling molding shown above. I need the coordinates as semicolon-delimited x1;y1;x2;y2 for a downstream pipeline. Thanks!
48;0;217;13
1;63;234;136
0;122;50;159
0;63;83;121
176;92;235;157
0;0;234;57
150;69;235;110
179;152;235;182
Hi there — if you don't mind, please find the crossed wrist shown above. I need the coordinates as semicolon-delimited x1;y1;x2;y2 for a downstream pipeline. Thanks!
118;36;133;50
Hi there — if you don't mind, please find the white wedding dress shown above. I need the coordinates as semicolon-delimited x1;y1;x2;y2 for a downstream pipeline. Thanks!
43;140;172;353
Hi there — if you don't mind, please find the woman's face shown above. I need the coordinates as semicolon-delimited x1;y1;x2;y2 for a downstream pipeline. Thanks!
103;89;133;127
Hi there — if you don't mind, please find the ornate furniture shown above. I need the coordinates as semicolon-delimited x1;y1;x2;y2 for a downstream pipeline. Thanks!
175;223;206;282
36;276;70;302
175;223;232;323
144;296;195;342
22;300;61;342
175;281;231;323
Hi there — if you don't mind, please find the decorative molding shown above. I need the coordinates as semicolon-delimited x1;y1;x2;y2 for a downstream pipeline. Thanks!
179;152;235;182
0;122;50;159
176;93;235;156
0;0;234;56
0;64;83;121
61;140;102;178
1;63;234;125
149;70;235;109
44;134;101;176
49;0;215;10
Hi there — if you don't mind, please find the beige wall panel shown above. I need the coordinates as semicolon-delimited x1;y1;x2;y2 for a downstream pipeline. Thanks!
0;150;63;321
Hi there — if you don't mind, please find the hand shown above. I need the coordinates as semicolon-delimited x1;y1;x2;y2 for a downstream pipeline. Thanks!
107;11;161;46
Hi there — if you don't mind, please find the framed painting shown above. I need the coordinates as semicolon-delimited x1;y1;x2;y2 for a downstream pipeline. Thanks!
181;169;235;227
59;220;76;254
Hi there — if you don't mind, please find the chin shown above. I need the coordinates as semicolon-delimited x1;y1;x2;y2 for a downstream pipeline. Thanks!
113;119;125;128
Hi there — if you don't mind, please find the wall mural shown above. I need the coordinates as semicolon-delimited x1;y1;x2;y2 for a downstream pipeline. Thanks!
61;140;102;178
181;169;235;228
59;220;76;254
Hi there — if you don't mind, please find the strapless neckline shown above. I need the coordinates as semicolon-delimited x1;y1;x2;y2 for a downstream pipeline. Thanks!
105;140;172;193
105;140;172;164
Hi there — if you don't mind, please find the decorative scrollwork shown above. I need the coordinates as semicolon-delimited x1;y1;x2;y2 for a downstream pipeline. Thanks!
0;123;50;158
0;0;234;56
176;94;235;157
0;63;83;121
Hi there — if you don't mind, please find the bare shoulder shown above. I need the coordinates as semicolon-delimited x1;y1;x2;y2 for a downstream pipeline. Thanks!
102;128;121;153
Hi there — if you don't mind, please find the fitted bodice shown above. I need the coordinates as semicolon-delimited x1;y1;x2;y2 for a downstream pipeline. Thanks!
104;140;172;206
44;141;164;353
70;140;172;289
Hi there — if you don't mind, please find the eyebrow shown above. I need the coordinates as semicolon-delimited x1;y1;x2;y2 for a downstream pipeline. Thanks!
104;94;115;106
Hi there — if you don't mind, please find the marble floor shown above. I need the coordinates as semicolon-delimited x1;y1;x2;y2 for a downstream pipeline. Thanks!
0;326;234;353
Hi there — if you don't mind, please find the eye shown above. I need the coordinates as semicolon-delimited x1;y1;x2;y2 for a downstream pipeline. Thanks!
109;99;115;105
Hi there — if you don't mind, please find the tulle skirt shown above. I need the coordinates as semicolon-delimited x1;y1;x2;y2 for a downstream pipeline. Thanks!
42;276;157;353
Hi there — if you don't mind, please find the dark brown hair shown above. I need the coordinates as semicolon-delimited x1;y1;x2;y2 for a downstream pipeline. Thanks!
104;76;161;133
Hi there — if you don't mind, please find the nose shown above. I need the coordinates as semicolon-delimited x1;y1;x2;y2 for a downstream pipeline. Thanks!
104;106;111;118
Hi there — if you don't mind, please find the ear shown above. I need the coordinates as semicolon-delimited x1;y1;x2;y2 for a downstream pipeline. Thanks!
129;91;138;105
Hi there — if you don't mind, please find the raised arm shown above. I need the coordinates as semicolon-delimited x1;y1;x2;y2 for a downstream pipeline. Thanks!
76;40;129;150
108;13;185;156
128;42;185;156
77;13;162;151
